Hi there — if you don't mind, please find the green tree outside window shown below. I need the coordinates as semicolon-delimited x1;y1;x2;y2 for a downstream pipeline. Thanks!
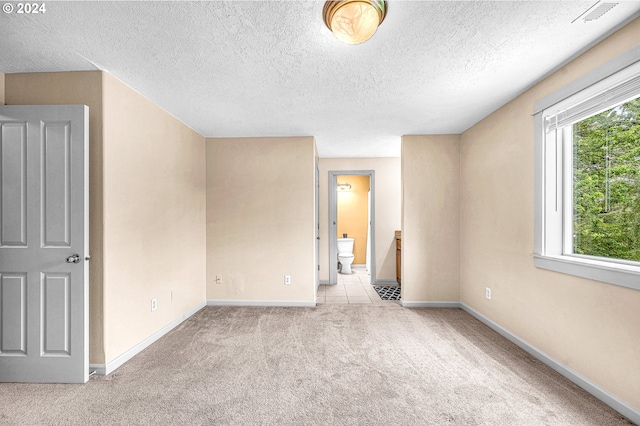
573;97;640;262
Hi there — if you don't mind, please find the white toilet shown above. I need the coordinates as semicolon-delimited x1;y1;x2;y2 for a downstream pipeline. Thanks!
337;238;355;274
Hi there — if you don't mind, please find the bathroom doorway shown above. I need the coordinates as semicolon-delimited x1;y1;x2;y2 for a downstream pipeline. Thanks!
329;170;375;284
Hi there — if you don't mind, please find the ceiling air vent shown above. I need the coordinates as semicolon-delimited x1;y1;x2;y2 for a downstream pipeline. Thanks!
574;2;618;23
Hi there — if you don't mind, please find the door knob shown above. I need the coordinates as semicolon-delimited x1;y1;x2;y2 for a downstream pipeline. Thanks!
65;254;81;264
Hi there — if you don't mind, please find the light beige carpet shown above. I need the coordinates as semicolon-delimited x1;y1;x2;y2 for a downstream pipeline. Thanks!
0;305;633;425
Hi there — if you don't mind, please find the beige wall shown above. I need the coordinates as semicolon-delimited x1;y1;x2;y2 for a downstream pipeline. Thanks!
102;73;206;362
402;135;460;302
460;18;640;409
0;72;4;105
337;175;370;264
5;71;207;366
319;158;401;283
206;137;316;303
6;71;106;364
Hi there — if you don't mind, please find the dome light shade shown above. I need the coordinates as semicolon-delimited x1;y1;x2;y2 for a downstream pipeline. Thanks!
323;1;387;45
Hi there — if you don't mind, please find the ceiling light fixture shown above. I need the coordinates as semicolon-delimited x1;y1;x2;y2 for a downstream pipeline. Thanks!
337;182;352;191
323;0;387;45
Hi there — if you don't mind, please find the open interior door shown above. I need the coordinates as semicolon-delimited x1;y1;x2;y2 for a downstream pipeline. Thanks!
0;105;89;383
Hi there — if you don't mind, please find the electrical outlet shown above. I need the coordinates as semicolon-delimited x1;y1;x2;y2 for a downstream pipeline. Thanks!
485;287;492;300
215;275;222;284
284;275;291;285
151;298;157;311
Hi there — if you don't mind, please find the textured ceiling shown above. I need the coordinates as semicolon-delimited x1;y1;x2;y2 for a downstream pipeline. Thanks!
1;1;640;157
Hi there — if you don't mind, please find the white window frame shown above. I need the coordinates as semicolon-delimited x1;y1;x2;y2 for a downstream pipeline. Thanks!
534;45;640;291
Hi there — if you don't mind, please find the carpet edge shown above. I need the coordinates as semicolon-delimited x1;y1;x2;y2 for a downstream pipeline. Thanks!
460;302;640;425
207;299;316;307
89;301;206;376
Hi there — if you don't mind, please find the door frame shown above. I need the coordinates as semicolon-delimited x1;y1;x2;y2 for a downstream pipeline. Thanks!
315;161;320;293
329;170;375;284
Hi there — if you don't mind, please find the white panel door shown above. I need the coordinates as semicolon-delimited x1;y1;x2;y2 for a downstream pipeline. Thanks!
0;105;89;383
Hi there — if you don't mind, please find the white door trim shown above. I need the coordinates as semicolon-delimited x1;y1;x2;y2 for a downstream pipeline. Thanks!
315;161;320;294
328;170;375;284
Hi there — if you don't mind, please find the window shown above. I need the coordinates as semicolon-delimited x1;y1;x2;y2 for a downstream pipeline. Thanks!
573;98;640;262
534;50;640;290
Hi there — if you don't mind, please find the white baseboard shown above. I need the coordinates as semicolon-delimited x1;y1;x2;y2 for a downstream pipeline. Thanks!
459;303;640;425
207;299;316;307
319;280;331;285
401;301;460;308
89;301;206;376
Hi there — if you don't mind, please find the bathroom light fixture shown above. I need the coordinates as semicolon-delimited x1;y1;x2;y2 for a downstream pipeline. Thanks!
337;182;352;191
323;0;387;45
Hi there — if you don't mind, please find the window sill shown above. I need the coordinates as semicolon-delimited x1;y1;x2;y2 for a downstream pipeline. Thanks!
534;254;640;291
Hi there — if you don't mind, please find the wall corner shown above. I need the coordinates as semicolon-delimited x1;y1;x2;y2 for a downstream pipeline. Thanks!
401;134;461;303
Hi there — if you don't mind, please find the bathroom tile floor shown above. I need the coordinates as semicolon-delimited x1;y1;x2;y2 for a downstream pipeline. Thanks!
316;268;400;306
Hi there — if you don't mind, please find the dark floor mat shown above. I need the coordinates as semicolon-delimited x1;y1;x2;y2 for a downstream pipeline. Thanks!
373;286;401;300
